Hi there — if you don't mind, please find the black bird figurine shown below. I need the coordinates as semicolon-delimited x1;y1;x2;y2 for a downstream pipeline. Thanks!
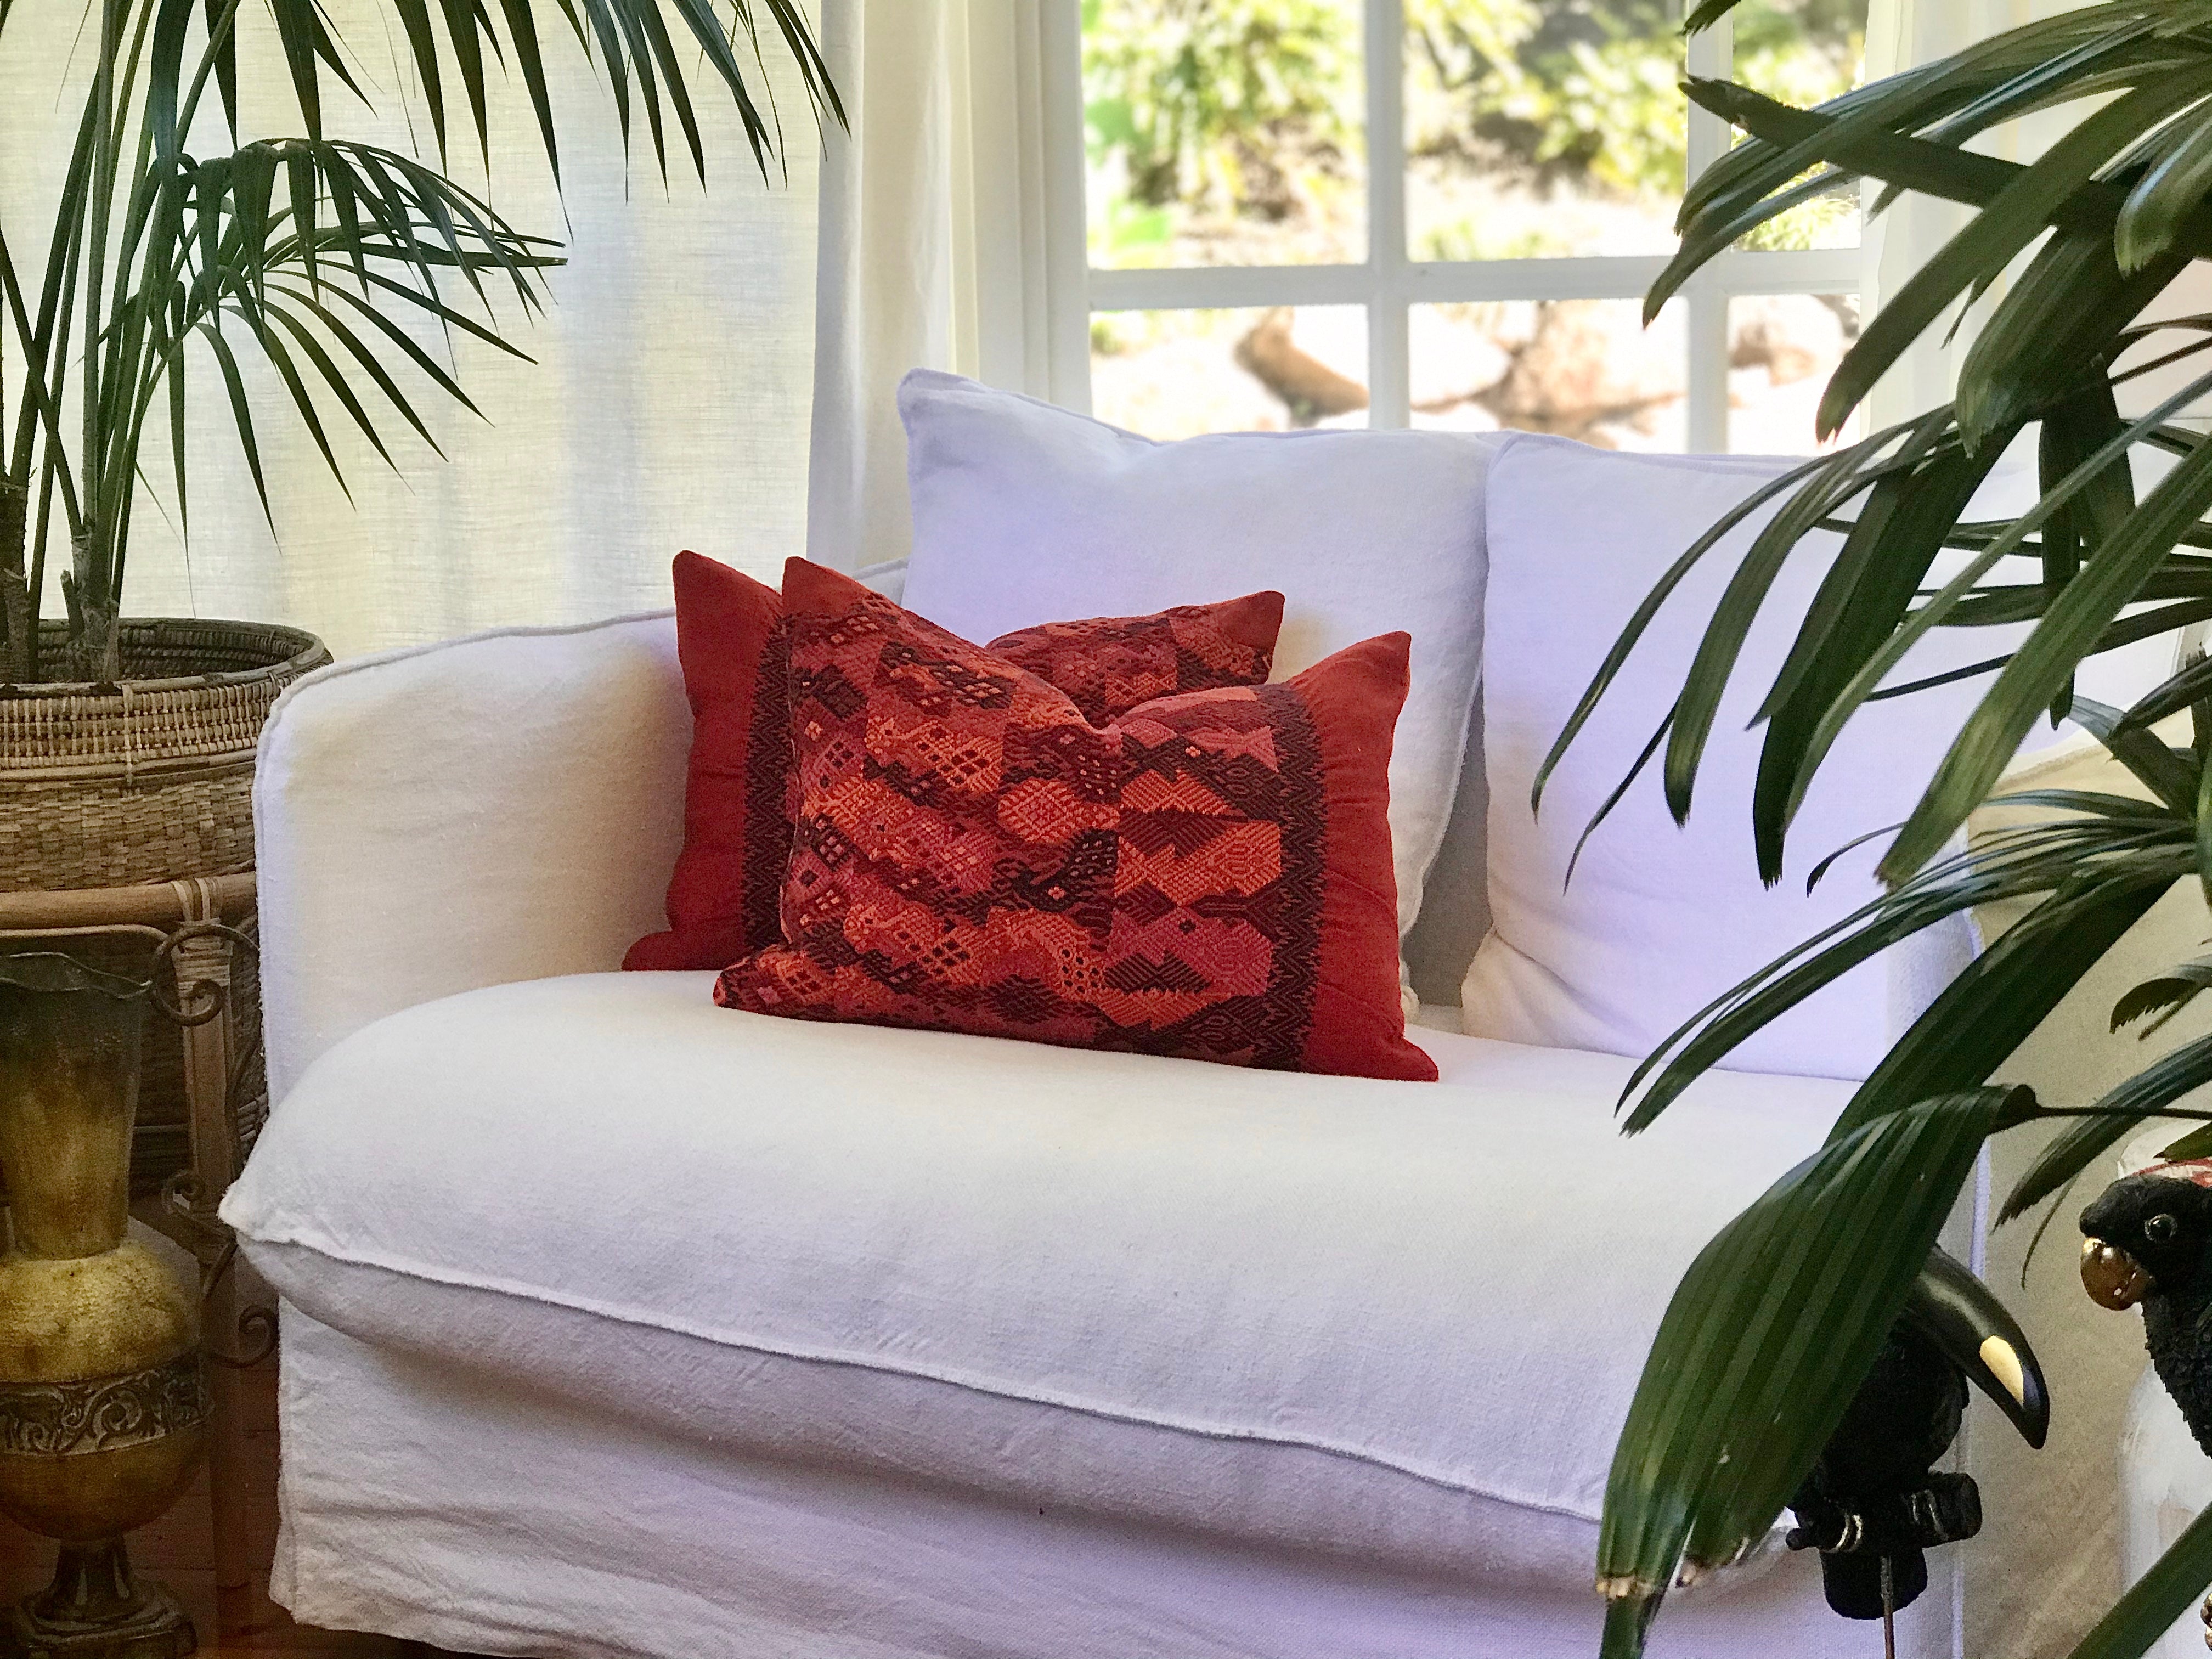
1786;1246;2051;1640
2080;1158;2212;1453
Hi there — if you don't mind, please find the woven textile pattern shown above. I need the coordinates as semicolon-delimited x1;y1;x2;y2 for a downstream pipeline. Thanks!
739;614;796;953
716;565;1428;1079
627;554;1288;973
731;601;1278;952
987;596;1280;728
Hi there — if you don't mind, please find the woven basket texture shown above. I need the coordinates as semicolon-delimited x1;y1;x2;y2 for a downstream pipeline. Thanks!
1;618;330;893
2;617;323;1190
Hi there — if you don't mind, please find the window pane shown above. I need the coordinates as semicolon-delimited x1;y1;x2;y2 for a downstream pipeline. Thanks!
1404;2;1685;263
1728;294;1862;454
1731;1;1868;250
1091;307;1370;439
1083;1;1367;270
1409;298;1687;452
1732;0;1867;105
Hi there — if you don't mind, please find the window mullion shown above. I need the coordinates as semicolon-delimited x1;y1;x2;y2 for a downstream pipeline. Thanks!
1064;0;1853;452
1364;0;1410;430
1684;13;1734;452
1687;286;1730;453
1684;14;1734;182
1040;0;1095;414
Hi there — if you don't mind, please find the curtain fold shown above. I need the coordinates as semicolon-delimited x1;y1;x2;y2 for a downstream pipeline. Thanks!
806;0;1081;572
807;0;967;573
1861;0;2084;429
0;3;820;659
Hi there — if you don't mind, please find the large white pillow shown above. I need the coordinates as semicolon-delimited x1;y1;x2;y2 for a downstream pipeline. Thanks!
898;370;1498;939
1462;436;2021;1081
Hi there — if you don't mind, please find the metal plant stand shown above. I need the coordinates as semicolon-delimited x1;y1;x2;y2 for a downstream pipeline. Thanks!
0;877;278;1654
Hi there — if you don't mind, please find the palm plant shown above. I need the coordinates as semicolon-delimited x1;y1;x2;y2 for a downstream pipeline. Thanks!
1574;4;2212;1656
0;0;837;684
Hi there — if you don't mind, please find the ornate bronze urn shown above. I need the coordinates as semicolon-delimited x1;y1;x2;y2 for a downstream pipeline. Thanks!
0;953;204;1658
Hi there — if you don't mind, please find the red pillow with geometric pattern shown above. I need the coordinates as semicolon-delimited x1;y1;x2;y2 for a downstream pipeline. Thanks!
985;591;1284;725
714;559;1433;1082
624;552;1284;972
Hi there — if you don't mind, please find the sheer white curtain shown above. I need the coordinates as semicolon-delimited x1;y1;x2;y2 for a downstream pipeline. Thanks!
1862;0;2091;427
0;3;820;659
805;0;1084;572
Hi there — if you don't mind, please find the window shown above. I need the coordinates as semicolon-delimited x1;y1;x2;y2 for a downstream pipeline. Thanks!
1066;0;1869;454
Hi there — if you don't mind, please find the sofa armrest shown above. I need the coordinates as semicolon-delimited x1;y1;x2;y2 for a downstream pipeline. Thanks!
255;612;689;1101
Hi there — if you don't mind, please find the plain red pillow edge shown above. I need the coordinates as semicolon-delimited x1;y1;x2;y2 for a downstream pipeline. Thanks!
1212;589;1286;656
622;551;783;972
1290;631;1438;1084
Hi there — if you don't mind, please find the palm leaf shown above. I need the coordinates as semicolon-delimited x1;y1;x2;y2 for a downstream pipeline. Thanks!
1750;431;2013;879
2000;1032;2212;1222
1599;1090;2015;1657
1882;436;2212;882
115;132;556;562
1823;67;2212;441
130;2;842;199
1621;833;2190;1133
2067;1500;2212;1659
2120;98;2212;268
2068;694;2199;814
1662;420;1940;823
1728;375;2212;890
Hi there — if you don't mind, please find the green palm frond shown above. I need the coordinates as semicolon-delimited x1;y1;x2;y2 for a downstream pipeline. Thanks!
1588;8;2212;1655
1598;1088;2018;1655
119;138;560;542
1;0;839;682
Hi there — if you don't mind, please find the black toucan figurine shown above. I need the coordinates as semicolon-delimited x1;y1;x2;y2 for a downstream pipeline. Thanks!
2081;1158;2212;1453
1786;1246;2051;1627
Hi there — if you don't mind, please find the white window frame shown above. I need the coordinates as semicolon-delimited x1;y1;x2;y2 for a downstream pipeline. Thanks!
1036;0;1870;452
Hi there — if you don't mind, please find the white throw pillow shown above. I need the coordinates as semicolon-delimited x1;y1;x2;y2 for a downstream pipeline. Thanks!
1461;436;2023;1081
898;370;1498;939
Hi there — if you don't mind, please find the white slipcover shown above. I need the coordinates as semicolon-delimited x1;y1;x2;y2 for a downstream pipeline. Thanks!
235;551;1965;1658
225;973;1954;1656
227;970;1860;1584
270;1303;1921;1659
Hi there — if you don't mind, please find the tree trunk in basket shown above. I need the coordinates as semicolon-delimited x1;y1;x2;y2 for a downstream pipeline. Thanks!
0;619;328;1192
0;482;27;685
0;276;25;686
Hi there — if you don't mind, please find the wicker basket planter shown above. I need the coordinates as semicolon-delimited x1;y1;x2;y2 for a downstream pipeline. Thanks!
1;617;330;1190
1;618;330;893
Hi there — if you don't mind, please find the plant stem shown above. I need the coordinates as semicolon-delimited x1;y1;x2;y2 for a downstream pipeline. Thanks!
0;227;22;683
63;538;118;683
0;478;27;685
0;256;19;684
2024;1109;2212;1120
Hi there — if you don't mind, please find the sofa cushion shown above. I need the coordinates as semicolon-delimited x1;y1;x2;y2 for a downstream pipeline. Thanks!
1463;437;2025;1080
897;370;1497;943
223;971;1854;1589
625;554;793;972
717;561;1430;1081
627;552;1289;974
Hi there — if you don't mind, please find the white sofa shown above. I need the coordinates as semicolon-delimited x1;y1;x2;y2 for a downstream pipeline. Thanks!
232;402;2164;1657
219;586;1987;1659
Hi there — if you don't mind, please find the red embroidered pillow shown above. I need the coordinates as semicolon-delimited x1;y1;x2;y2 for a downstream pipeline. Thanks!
624;552;1285;972
986;591;1282;725
714;560;1433;1083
